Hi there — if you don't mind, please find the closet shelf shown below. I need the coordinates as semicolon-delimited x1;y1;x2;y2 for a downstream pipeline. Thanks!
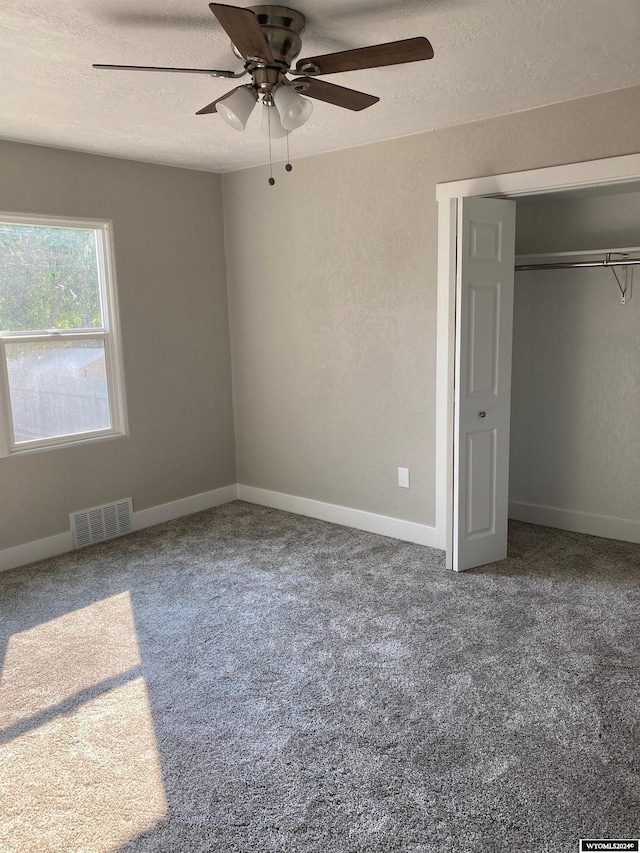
515;248;638;304
515;255;640;271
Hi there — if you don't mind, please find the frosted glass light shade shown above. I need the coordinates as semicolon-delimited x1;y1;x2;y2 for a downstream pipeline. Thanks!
261;104;288;138
273;85;313;130
217;86;257;131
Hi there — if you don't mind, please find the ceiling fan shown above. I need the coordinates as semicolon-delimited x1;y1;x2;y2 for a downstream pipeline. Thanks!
94;3;434;137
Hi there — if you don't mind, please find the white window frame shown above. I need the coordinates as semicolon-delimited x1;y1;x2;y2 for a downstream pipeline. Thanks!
0;212;128;456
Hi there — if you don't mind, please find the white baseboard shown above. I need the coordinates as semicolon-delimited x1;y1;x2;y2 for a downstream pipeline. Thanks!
237;484;441;549
0;531;75;574
509;500;640;544
134;484;238;531
0;482;440;573
0;484;239;573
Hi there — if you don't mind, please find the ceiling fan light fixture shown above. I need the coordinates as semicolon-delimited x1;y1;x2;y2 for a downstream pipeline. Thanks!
261;103;288;139
216;85;258;131
273;84;313;131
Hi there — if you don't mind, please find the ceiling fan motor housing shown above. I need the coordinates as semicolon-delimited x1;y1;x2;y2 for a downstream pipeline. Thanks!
232;5;306;69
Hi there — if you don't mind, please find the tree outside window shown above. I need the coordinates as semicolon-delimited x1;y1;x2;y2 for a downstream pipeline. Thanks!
0;215;127;454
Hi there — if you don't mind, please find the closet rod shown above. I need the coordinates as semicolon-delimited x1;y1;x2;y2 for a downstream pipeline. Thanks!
515;257;640;271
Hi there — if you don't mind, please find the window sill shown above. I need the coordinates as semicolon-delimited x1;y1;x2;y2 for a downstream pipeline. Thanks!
2;429;128;459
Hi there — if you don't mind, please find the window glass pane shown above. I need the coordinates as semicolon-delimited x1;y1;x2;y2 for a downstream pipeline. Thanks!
0;224;103;333
5;340;112;443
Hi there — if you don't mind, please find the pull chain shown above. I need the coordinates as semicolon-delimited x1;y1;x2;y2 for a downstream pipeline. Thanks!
285;132;292;172
268;105;275;186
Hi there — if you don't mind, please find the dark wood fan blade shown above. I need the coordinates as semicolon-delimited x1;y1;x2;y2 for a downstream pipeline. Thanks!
209;3;274;63
195;86;243;114
295;36;433;75
294;77;379;111
93;64;238;77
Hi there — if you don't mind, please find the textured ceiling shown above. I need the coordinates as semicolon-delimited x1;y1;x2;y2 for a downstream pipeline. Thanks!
1;0;640;173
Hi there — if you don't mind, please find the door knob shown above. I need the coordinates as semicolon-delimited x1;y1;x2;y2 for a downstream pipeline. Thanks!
479;411;486;418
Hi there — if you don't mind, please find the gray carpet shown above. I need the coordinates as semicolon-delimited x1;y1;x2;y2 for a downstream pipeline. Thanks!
1;501;639;852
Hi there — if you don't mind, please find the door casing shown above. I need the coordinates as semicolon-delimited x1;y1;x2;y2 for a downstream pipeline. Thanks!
435;153;640;570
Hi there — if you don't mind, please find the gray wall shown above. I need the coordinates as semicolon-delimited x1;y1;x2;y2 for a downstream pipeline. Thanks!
510;190;640;521
2;85;640;553
0;141;236;550
222;86;640;528
516;189;640;255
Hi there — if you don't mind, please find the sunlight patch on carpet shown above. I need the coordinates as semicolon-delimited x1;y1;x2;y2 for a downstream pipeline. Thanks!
0;593;166;852
1;592;142;725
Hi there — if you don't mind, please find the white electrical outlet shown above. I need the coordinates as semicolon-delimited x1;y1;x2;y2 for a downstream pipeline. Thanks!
398;467;410;488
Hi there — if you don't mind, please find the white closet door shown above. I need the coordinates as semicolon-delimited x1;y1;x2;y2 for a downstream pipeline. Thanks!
453;196;516;571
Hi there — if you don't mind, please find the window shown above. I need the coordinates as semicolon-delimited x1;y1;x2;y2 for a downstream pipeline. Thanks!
0;214;127;455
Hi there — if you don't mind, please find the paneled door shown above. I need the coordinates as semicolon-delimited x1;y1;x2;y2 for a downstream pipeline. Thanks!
453;196;516;571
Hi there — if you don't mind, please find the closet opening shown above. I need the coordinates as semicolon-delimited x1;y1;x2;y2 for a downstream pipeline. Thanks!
508;186;640;546
435;153;640;571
